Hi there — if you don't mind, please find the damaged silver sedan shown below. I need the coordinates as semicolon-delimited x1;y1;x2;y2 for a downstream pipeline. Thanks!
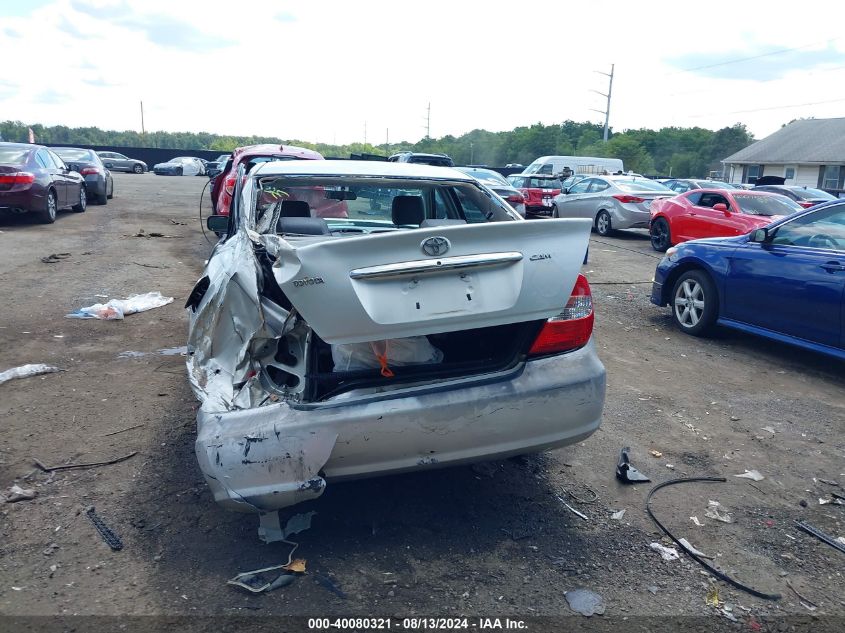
186;160;605;536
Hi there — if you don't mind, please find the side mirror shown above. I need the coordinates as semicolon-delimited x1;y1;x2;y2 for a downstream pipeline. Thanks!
713;203;729;214
750;228;769;243
206;215;230;234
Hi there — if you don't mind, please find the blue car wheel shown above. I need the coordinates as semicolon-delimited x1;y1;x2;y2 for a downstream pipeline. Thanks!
671;270;718;336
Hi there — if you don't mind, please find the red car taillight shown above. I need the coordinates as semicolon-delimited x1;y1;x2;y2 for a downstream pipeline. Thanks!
224;175;236;196
528;274;594;356
613;194;645;204
0;172;36;185
506;193;524;204
80;167;101;175
798;201;814;208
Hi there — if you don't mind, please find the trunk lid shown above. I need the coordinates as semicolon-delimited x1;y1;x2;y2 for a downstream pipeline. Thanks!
269;219;591;344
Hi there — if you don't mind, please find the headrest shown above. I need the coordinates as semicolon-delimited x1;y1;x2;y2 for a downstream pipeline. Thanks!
391;196;424;226
280;199;311;218
277;216;330;235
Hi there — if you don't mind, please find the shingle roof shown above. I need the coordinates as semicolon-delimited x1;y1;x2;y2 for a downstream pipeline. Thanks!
723;118;845;164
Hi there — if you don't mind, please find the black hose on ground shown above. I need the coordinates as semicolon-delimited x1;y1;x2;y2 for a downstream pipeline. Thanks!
199;177;213;245
645;476;781;601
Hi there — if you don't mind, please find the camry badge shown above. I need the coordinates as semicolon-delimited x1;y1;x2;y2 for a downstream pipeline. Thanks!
421;236;450;256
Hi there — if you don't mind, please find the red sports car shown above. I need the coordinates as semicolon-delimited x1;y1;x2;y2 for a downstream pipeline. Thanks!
649;189;803;252
211;144;346;218
507;174;562;216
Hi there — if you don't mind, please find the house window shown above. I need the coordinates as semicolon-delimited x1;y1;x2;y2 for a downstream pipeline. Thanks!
746;164;763;183
822;165;841;189
785;167;795;180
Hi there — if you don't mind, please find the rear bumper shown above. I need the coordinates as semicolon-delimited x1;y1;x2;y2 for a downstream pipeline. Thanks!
84;176;106;196
611;206;651;229
0;190;39;211
194;340;606;512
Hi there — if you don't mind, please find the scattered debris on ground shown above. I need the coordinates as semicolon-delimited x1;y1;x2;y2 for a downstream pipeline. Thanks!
41;252;71;264
34;451;138;472
615;446;650;483
650;542;680;561
0;363;62;386
734;470;764;481
565;588;605;616
704;500;734;523
66;291;173;320
795;520;845;555
85;506;124;551
3;484;37;503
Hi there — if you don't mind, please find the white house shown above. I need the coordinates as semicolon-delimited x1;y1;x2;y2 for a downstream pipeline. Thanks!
722;118;845;190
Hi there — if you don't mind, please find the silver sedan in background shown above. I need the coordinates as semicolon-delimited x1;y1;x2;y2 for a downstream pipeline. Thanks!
553;175;674;236
455;166;526;216
96;151;148;174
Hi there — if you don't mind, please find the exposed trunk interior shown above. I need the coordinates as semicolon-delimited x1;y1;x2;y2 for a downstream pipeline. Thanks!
301;321;544;402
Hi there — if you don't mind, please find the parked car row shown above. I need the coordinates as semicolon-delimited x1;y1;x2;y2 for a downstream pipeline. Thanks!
0;142;116;223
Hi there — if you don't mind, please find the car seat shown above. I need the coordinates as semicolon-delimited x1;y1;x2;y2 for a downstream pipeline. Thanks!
279;200;311;218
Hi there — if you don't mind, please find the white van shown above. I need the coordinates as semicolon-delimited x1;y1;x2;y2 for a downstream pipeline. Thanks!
523;156;624;177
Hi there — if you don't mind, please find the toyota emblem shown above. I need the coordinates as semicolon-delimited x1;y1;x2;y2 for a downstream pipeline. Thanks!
421;236;450;256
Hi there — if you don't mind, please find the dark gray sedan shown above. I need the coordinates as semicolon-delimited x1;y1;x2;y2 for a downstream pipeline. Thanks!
97;151;147;174
52;147;114;205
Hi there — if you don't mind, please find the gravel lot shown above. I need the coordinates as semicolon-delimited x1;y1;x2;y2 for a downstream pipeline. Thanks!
1;174;843;630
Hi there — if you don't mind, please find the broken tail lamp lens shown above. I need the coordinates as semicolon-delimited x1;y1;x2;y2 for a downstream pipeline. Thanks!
528;274;594;357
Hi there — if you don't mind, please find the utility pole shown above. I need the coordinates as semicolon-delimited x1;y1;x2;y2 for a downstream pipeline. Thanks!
425;102;431;139
590;64;614;142
364;121;367;146
470;142;474;165
385;128;389;153
140;100;145;135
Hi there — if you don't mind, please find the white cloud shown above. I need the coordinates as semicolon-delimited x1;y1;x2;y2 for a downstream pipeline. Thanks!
1;0;844;143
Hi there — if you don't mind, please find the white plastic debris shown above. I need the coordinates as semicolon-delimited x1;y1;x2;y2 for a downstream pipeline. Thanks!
332;336;443;372
704;500;733;524
0;364;61;386
734;470;764;481
283;511;316;538
690;516;703;527
819;498;832;505
835;536;845;546
649;542;680;561
678;537;713;559
611;509;626;520
66;291;173;320
760;426;776;434
4;484;37;503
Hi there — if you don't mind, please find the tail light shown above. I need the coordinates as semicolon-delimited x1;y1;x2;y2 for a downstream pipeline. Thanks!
798;201;814;208
80;167;101;175
613;194;645;204
528;274;594;356
223;175;236;196
0;172;36;185
506;193;524;204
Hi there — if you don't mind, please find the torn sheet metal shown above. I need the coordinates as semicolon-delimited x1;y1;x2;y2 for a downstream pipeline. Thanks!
186;230;302;413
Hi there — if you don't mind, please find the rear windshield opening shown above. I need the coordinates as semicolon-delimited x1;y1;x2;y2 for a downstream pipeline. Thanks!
252;176;520;233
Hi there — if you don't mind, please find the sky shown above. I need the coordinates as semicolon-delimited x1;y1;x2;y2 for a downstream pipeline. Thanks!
2;0;845;144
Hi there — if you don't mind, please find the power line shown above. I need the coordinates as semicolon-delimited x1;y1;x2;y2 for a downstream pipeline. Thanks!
669;36;841;75
688;95;845;118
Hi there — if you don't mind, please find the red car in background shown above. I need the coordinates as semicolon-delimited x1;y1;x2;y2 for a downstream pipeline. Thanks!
649;189;804;252
211;144;346;218
507;174;562;216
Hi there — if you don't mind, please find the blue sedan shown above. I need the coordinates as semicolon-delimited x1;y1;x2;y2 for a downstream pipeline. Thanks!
651;200;845;360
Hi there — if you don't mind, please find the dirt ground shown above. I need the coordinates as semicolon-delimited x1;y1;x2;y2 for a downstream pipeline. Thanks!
1;174;843;631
